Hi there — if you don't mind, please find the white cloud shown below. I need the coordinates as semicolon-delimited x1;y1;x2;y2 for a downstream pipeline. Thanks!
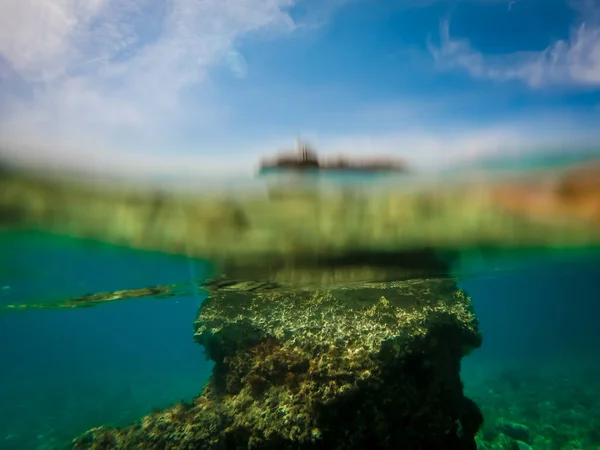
0;0;105;82
429;13;600;88
1;0;598;182
0;0;296;153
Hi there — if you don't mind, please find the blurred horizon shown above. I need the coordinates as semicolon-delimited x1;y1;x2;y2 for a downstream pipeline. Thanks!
1;140;598;185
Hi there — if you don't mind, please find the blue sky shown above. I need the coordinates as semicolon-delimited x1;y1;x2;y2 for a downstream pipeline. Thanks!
0;0;599;177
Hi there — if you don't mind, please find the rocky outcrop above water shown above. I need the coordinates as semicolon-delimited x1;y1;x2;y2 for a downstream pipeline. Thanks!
258;145;408;174
73;276;483;449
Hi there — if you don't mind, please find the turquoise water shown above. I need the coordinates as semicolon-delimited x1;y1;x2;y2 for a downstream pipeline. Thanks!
460;256;600;449
1;231;600;449
0;233;214;449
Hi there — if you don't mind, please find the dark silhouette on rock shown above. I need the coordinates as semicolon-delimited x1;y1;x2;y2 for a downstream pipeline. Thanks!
259;138;408;174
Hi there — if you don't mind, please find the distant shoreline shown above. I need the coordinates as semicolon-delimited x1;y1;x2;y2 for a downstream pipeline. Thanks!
258;140;409;175
258;165;407;175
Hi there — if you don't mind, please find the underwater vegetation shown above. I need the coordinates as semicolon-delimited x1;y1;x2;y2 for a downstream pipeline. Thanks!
73;273;483;449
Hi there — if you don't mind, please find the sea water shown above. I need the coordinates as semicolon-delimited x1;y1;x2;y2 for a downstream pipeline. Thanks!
2;232;599;449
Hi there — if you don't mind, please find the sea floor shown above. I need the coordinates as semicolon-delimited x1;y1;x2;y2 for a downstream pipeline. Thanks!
463;355;600;450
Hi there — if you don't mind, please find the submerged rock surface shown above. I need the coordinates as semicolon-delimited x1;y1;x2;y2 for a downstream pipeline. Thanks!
73;276;483;449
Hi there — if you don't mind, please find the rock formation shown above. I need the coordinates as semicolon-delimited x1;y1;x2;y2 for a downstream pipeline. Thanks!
258;139;408;174
73;273;483;449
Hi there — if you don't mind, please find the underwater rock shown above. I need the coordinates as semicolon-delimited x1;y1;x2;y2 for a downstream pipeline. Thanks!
73;277;483;449
475;437;490;450
514;441;533;450
496;420;531;444
493;433;519;450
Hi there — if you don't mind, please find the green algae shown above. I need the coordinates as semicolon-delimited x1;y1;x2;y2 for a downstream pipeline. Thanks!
73;277;483;449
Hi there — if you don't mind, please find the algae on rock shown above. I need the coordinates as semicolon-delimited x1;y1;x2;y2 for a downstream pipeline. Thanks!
73;276;483;449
